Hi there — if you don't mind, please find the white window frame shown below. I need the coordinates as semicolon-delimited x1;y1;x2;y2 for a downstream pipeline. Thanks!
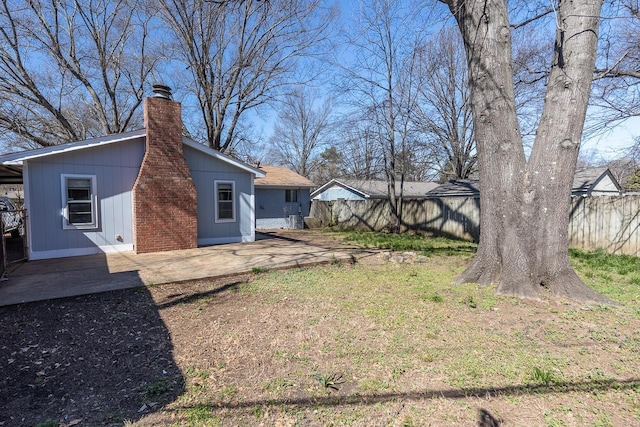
61;174;98;230
214;180;236;223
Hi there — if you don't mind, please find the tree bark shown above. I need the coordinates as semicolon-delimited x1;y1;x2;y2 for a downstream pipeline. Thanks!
444;0;611;303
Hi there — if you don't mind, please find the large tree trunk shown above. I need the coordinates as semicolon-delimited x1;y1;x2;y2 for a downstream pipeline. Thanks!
444;0;610;303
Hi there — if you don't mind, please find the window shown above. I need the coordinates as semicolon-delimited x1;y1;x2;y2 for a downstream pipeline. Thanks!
215;180;235;222
285;189;298;203
61;174;97;229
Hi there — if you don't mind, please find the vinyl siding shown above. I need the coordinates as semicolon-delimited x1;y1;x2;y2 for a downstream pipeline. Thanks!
255;188;311;229
26;138;145;257
313;186;365;201
183;145;254;243
591;176;621;195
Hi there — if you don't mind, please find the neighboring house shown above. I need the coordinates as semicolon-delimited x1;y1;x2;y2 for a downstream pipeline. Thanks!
572;167;622;196
424;179;481;199
254;166;315;229
0;85;264;260
311;179;440;201
424;167;623;199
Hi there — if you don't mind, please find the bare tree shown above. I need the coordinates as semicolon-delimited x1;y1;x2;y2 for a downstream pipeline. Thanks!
607;156;638;188
340;0;426;231
338;123;385;180
625;137;640;190
598;137;640;189
0;0;157;149
588;1;640;133
412;27;476;181
441;0;611;302
486;3;640;144
157;0;333;153
268;89;333;178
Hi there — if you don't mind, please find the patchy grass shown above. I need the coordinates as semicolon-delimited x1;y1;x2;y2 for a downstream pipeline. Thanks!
132;234;640;426
570;248;640;312
337;230;640;314
337;229;478;256
4;231;639;426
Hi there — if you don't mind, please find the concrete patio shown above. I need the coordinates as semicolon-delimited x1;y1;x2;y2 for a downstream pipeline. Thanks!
0;231;365;306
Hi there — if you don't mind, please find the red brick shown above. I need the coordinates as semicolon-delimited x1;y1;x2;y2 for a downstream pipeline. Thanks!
132;96;198;253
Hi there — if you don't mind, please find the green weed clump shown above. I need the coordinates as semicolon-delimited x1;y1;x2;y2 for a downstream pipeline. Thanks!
311;372;344;391
530;367;557;386
145;378;173;398
427;293;444;303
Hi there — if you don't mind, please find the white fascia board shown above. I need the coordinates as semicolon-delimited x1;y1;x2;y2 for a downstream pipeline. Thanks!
310;179;337;198
311;179;367;198
330;180;369;198
181;137;266;178
311;179;368;199
0;130;146;165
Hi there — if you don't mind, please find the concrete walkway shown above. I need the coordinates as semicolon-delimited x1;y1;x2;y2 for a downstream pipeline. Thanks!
0;231;363;307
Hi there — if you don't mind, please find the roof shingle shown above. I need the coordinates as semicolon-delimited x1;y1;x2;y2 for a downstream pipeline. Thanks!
255;166;315;188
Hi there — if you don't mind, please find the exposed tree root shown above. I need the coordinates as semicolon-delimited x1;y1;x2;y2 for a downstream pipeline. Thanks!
543;268;615;305
495;279;541;301
457;258;615;305
455;254;500;286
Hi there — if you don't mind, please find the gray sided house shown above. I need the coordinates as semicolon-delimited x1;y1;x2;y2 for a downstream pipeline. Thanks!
311;179;440;201
254;166;315;229
0;87;264;260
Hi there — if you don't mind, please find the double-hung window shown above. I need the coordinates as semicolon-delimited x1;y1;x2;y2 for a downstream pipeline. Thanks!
215;180;235;223
61;174;97;229
285;189;298;203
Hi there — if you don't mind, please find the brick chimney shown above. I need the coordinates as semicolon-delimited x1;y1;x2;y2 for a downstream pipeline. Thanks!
132;84;198;253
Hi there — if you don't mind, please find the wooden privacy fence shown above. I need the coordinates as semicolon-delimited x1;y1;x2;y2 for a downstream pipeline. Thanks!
568;195;640;256
310;195;640;256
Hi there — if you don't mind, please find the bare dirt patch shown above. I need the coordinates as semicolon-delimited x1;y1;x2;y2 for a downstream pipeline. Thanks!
1;240;639;426
0;285;184;426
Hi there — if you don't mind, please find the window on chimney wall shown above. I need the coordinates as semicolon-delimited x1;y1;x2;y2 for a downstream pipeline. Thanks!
215;180;235;223
61;174;97;229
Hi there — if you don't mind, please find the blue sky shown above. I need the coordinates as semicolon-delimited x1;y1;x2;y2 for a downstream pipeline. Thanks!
583;116;640;160
166;0;637;164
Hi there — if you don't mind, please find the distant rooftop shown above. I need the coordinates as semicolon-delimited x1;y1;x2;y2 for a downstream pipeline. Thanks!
255;165;315;188
572;167;608;193
312;178;440;199
425;167;621;198
425;179;480;198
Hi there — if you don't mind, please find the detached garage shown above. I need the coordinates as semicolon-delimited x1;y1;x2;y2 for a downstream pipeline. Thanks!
0;86;264;260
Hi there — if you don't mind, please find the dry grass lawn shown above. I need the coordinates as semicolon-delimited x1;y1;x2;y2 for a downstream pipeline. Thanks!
138;249;640;426
1;231;639;426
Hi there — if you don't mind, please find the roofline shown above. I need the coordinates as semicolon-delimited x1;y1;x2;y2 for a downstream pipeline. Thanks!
599;168;623;192
182;137;265;177
0;129;146;165
310;179;369;198
0;131;265;178
255;183;317;189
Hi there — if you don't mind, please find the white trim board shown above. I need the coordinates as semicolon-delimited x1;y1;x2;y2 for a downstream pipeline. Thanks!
29;244;134;260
